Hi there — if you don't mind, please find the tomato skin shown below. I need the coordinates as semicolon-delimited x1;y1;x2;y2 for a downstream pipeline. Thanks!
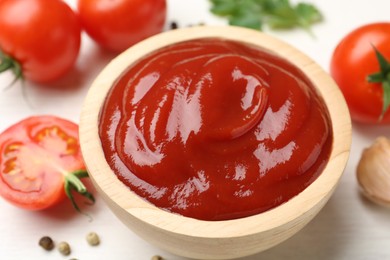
0;0;81;83
77;0;167;53
0;116;85;210
330;22;390;124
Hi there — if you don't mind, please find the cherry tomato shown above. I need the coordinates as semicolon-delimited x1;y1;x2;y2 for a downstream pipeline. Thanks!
0;116;93;211
0;0;81;83
330;22;390;124
77;0;167;53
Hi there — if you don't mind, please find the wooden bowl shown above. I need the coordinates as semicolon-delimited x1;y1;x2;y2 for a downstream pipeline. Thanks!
79;26;352;259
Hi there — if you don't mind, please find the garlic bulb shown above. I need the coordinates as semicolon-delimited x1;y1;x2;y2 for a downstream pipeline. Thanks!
357;136;390;207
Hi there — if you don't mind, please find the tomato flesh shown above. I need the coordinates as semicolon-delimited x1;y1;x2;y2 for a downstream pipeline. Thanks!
0;116;85;210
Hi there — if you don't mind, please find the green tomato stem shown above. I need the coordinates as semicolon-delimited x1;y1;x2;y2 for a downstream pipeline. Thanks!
0;51;23;86
367;46;390;122
64;170;95;220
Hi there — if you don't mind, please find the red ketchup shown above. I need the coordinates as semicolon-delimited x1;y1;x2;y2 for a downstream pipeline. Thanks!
99;38;333;221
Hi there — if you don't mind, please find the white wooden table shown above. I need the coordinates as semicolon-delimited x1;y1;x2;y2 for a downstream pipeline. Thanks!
0;0;389;259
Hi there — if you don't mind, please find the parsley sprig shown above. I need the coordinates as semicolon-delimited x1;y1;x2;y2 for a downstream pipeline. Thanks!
210;0;323;34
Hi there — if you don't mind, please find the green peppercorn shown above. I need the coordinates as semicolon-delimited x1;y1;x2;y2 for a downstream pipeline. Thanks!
58;241;71;256
39;236;54;251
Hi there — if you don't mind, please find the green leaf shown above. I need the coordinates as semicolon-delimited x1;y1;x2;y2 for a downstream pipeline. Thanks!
229;12;263;30
268;16;297;29
262;0;291;13
295;3;323;24
268;1;296;19
294;3;322;33
209;0;323;34
210;0;236;16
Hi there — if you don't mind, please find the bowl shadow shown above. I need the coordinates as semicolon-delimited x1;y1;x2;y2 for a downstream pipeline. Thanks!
238;196;350;260
352;122;390;140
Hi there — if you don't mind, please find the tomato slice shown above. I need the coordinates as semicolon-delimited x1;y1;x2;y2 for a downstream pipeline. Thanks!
0;116;92;211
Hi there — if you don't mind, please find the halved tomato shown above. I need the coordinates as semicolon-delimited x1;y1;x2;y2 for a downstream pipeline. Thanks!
0;116;94;211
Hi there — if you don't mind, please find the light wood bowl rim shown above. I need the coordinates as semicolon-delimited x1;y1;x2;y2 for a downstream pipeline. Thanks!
79;26;351;239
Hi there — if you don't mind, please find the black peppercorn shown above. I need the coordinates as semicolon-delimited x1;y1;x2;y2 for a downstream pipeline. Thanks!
39;236;54;251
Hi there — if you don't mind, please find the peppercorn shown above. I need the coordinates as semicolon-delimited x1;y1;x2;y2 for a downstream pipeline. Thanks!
39;236;54;251
86;232;100;246
151;255;163;260
58;241;71;256
170;21;178;30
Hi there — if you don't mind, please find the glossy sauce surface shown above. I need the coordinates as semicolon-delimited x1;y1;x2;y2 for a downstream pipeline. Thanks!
99;39;333;221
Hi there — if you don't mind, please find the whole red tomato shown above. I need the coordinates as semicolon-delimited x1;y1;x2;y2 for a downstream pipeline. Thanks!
330;22;390;124
0;116;94;211
77;0;167;53
0;0;81;83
